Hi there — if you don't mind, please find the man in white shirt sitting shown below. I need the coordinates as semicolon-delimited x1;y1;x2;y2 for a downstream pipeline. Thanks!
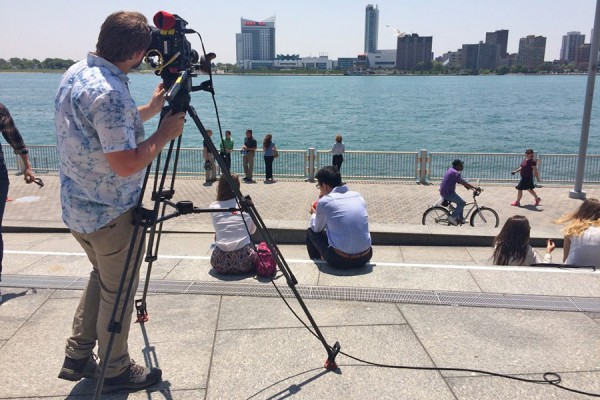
306;166;372;268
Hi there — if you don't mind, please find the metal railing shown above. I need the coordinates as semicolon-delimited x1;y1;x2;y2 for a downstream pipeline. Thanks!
152;148;308;177
428;152;600;183
4;145;600;184
316;150;420;180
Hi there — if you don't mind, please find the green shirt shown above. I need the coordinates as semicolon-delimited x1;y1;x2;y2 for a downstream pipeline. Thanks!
221;138;234;152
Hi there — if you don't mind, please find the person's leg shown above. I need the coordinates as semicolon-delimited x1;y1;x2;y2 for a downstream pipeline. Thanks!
306;229;328;259
248;152;255;180
324;247;373;269
85;209;146;378
527;188;541;204
65;233;101;360
210;153;217;180
512;189;523;206
242;154;249;179
445;192;466;220
265;156;273;180
331;155;340;170
0;164;9;282
224;153;231;171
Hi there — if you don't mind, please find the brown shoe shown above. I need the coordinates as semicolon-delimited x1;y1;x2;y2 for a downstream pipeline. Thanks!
102;360;162;393
58;354;98;381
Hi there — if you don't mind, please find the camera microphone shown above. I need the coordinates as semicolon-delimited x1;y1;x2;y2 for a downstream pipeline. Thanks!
153;11;176;30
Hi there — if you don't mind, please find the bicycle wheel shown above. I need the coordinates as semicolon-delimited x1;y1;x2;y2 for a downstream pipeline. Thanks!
470;207;499;227
422;207;451;225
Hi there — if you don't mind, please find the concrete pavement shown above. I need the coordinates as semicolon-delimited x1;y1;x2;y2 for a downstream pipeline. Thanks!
1;174;600;399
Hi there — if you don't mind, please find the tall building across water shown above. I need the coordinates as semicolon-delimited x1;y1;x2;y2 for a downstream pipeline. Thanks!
396;34;433;70
517;35;546;68
560;31;585;63
236;16;276;66
364;4;379;53
485;29;509;60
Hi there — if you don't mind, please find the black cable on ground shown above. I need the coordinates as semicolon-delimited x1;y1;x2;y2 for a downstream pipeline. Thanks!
192;28;600;399
268;275;600;397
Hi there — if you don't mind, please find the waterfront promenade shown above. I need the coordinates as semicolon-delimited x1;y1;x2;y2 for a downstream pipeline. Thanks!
1;175;600;399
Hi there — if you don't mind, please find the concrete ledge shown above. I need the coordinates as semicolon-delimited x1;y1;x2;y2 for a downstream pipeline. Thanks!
3;220;564;247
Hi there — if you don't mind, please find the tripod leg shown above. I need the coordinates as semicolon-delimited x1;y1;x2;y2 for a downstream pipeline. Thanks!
186;103;342;370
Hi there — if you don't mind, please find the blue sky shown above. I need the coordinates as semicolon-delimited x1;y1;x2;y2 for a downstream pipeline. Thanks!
0;0;595;63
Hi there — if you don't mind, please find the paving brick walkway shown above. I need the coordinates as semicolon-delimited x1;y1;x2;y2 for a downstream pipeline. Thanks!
5;173;600;233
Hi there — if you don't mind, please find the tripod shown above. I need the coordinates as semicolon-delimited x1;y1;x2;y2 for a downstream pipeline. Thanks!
93;72;340;398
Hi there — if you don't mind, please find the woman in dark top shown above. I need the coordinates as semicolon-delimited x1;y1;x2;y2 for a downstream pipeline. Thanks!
0;103;37;302
262;133;277;183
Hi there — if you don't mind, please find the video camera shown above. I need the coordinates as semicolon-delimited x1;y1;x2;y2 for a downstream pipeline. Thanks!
146;11;199;74
145;11;215;111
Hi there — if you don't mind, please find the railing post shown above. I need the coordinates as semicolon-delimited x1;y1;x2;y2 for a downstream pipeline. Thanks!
308;148;316;182
15;156;25;176
419;149;428;184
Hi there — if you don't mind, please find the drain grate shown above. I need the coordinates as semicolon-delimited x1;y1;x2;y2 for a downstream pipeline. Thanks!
2;274;600;313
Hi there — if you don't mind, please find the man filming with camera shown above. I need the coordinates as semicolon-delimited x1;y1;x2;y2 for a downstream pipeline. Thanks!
54;11;185;393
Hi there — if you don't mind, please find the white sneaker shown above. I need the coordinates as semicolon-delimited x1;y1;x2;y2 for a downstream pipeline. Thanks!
448;216;459;226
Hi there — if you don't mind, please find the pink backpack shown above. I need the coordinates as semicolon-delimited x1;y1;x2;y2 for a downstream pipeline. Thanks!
255;241;277;277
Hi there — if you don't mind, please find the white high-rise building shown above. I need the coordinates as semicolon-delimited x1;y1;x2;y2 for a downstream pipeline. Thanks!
364;4;379;54
236;16;276;66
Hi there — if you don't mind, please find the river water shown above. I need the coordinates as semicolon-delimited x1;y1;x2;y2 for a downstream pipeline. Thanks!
1;72;598;154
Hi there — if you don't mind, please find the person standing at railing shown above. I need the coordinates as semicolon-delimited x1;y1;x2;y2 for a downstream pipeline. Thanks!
440;159;477;225
203;129;217;183
263;133;277;183
241;129;257;183
219;130;234;171
331;134;345;172
0;103;37;304
511;149;541;207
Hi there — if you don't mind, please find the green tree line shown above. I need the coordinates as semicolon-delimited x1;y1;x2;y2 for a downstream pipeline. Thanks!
0;57;76;70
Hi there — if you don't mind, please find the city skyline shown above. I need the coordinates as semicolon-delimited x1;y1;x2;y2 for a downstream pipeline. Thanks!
0;0;595;64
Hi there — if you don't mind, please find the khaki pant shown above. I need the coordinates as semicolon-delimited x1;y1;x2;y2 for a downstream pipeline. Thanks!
205;153;217;181
65;209;146;378
243;151;255;180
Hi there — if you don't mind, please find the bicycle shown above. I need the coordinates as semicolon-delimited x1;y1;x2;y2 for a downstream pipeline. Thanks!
422;188;499;227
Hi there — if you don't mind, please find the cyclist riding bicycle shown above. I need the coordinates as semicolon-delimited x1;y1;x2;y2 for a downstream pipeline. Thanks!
439;159;477;225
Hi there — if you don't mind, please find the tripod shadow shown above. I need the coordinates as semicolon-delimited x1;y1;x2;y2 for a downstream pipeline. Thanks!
0;288;37;304
140;321;172;399
247;367;337;400
316;262;374;277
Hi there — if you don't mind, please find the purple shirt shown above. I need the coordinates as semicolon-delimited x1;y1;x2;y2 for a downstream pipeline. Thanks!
440;167;466;198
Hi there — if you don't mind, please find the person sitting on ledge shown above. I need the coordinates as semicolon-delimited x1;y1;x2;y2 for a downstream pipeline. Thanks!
306;166;372;268
209;174;258;274
492;215;554;266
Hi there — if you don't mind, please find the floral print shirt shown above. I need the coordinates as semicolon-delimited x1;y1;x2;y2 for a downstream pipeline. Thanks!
55;53;145;233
